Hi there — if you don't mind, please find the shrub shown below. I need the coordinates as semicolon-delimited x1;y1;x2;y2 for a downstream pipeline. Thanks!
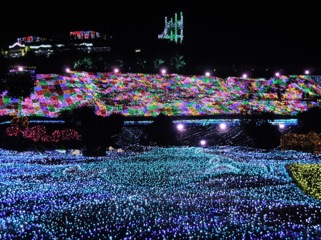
145;113;178;146
280;131;321;153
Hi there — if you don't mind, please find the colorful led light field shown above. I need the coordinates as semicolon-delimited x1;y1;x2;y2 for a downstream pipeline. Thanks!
288;163;321;201
0;72;320;117
0;146;320;239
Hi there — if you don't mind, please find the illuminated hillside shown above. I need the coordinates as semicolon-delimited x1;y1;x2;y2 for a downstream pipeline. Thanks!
1;71;320;117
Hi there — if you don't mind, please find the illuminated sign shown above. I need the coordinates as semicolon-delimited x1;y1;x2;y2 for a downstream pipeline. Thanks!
158;12;184;44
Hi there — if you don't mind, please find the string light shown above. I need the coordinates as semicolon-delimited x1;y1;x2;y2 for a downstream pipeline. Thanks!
5;124;81;142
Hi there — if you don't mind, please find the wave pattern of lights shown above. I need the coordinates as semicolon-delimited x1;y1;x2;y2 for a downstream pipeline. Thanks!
0;147;320;239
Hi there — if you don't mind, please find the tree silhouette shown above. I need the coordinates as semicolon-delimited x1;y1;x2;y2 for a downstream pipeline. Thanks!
297;106;321;134
59;106;125;156
0;70;36;116
240;114;281;150
0;56;9;94
145;113;178;146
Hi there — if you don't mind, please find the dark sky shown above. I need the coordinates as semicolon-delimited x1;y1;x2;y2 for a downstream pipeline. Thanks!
1;1;321;68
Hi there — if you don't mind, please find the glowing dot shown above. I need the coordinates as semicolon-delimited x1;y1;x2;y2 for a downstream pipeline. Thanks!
219;123;227;130
200;140;206;146
177;123;184;131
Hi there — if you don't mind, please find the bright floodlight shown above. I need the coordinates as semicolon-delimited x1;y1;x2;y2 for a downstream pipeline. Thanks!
65;67;70;73
219;122;227;130
305;70;310;75
161;68;167;74
205;71;210;77
177;123;184;131
200;140;206;146
242;73;247;78
114;68;119;74
18;66;24;71
279;123;285;129
275;72;280;77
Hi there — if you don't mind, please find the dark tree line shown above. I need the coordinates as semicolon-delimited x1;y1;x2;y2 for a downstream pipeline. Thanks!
297;106;321;134
59;106;125;156
60;108;180;155
0;70;36;116
141;113;179;147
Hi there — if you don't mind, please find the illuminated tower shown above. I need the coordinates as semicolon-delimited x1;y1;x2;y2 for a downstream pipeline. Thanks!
158;11;184;44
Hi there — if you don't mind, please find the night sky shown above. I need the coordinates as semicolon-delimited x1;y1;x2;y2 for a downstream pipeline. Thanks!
1;1;321;69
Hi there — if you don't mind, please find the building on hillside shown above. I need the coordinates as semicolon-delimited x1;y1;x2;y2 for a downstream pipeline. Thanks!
1;36;52;58
1;30;112;58
69;31;111;53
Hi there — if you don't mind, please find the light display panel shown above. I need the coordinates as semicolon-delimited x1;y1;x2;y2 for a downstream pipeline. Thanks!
0;72;320;117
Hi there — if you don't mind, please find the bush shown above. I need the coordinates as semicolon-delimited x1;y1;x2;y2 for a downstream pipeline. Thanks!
145;113;178;146
280;131;321;153
240;118;281;150
297;107;321;134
